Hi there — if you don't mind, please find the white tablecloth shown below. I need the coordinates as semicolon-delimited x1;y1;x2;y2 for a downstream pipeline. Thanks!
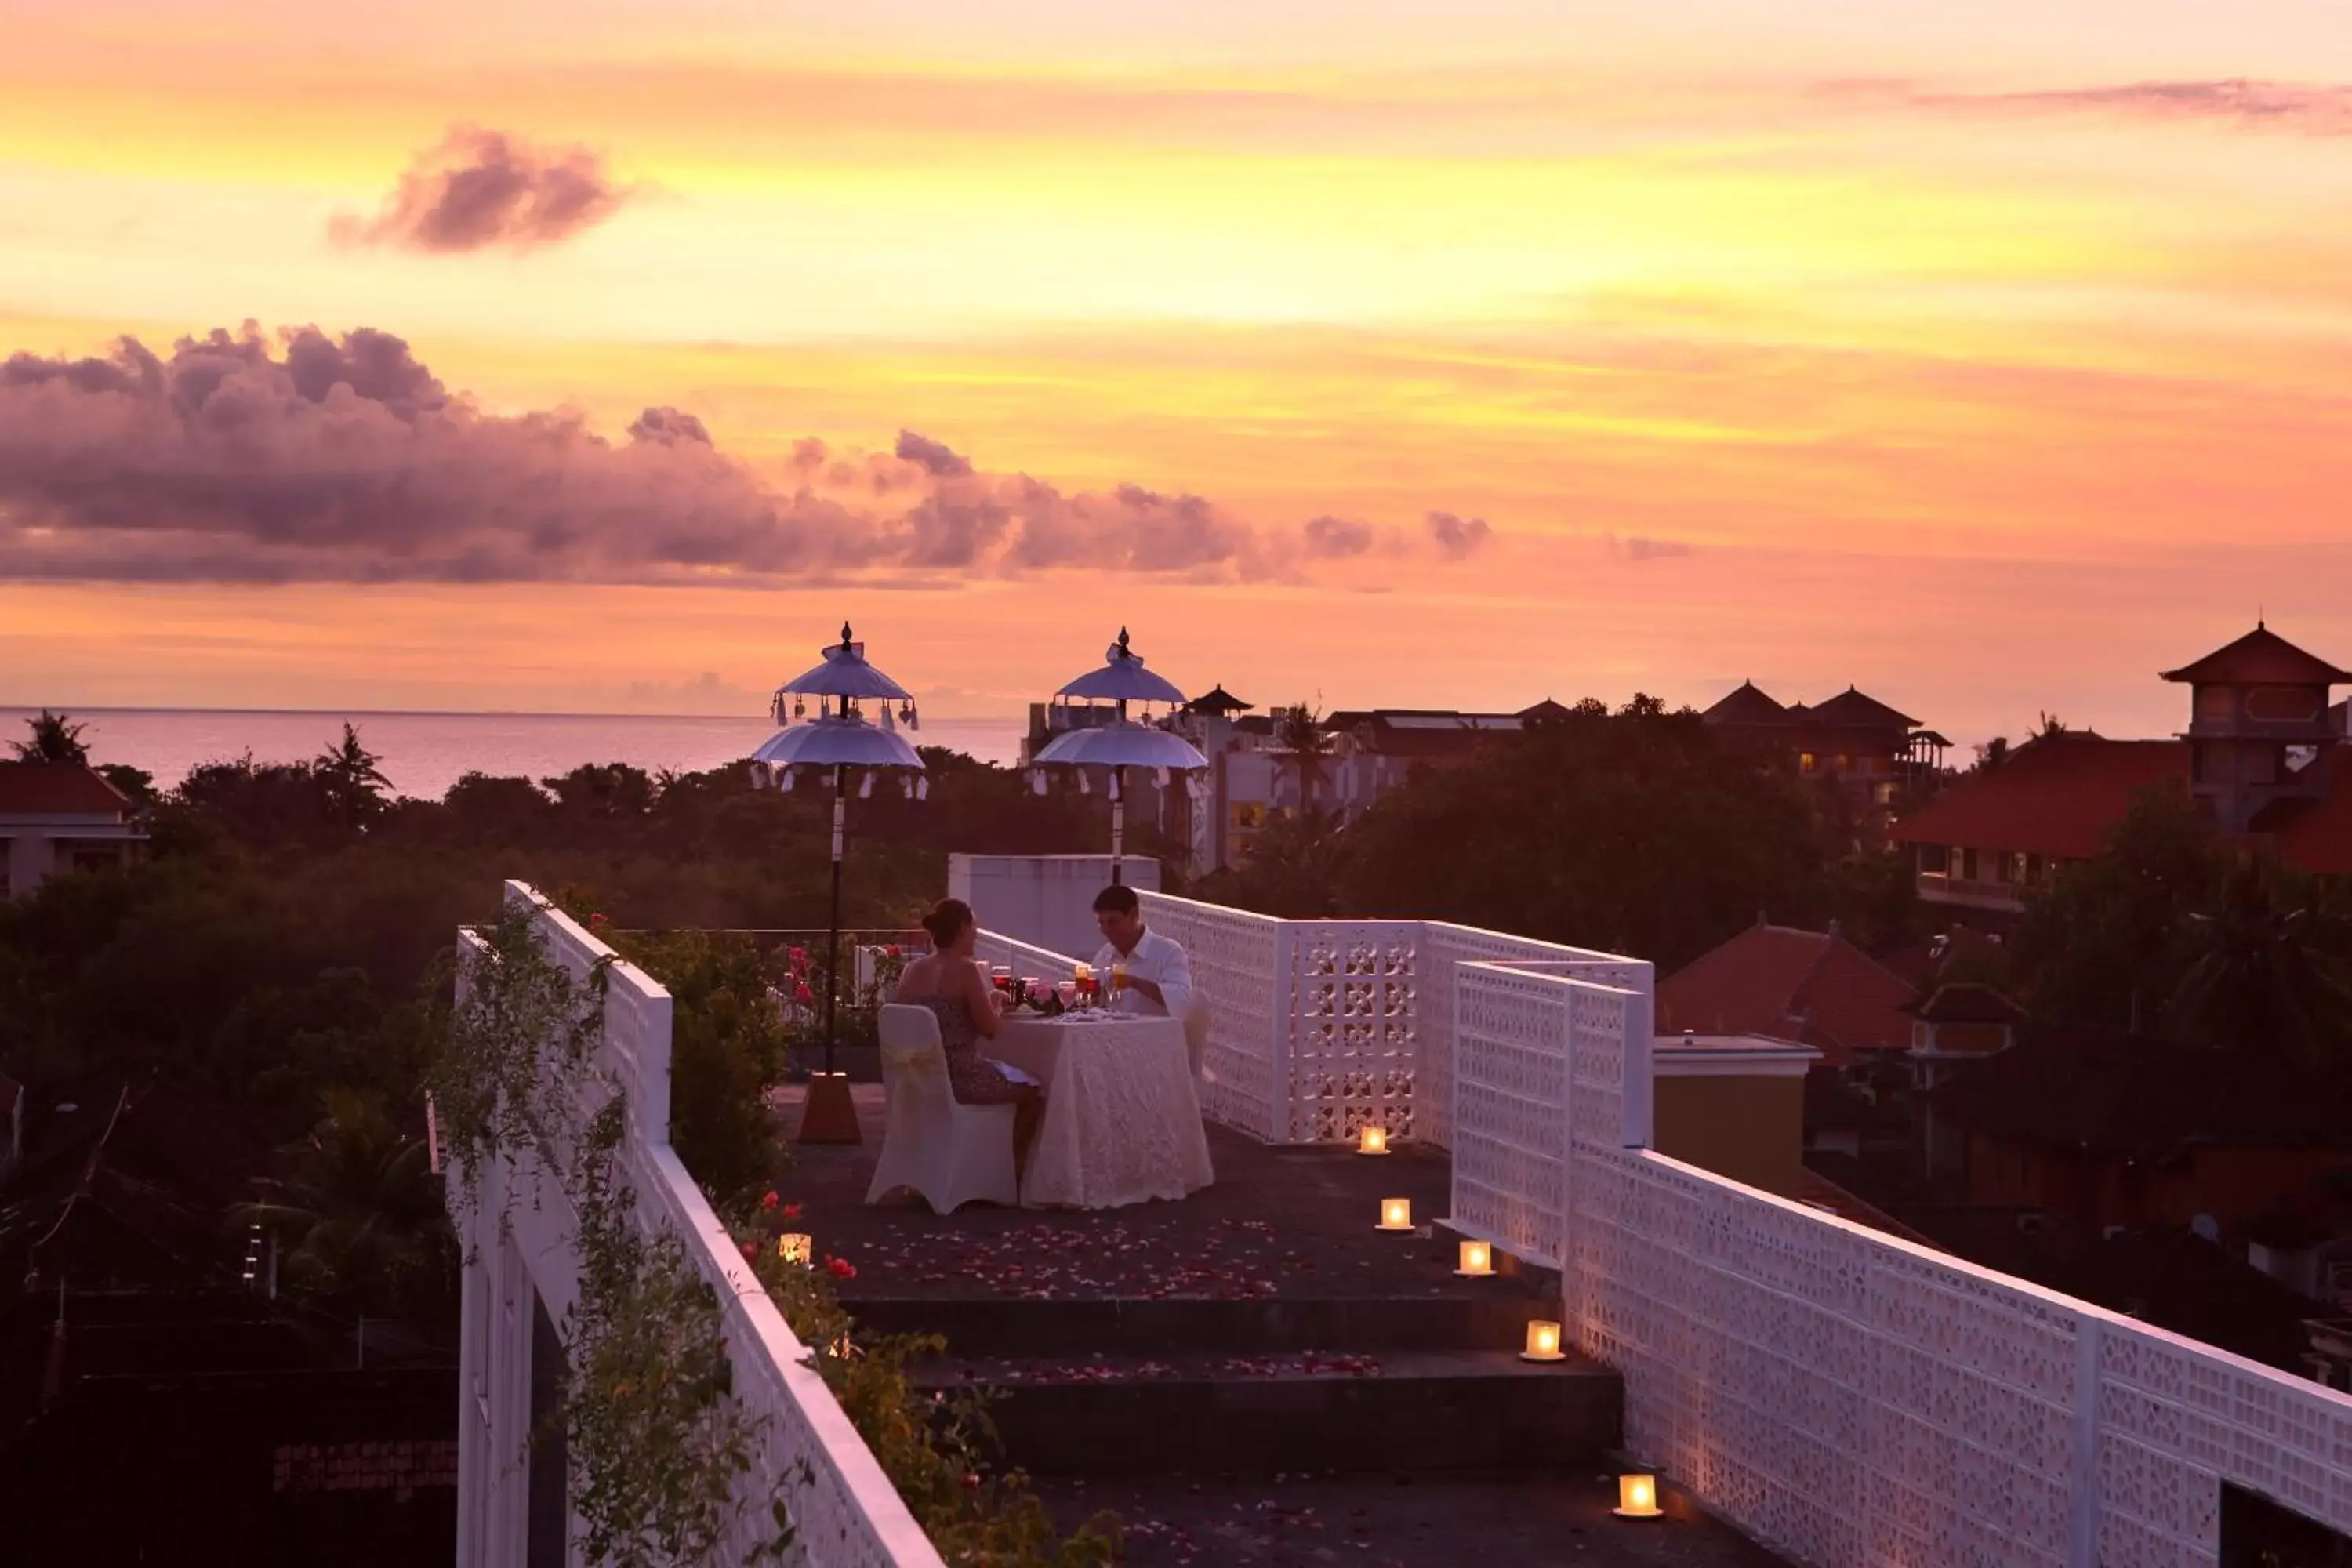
991;1014;1214;1210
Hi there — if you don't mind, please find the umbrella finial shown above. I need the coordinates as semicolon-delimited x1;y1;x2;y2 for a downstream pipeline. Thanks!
1117;626;1131;657
840;621;855;649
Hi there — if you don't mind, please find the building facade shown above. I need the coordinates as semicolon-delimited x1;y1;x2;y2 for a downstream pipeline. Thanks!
1893;625;2352;916
1701;681;1946;841
0;763;145;899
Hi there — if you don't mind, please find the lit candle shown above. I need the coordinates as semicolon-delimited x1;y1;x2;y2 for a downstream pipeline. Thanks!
1613;1474;1662;1519
1377;1197;1412;1231
1520;1319;1564;1362
1456;1240;1493;1276
1356;1126;1389;1156
778;1233;812;1265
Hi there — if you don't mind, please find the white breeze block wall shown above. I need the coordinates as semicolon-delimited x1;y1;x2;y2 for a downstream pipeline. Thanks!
1442;955;2352;1568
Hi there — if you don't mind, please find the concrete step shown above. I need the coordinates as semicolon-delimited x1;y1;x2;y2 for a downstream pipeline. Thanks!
848;1288;1559;1357
910;1348;1621;1475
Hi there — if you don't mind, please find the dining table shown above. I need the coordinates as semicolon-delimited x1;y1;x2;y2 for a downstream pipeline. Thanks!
989;1010;1214;1210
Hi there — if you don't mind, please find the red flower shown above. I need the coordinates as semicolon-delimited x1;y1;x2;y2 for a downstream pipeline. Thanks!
758;1191;779;1211
788;946;809;965
825;1256;857;1279
782;1203;804;1221
589;913;610;929
739;1240;757;1260
961;1472;982;1490
885;944;903;960
793;982;815;1006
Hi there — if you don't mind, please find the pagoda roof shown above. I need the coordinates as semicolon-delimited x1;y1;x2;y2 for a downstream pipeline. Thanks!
1701;681;1790;726
1187;684;1254;715
2160;624;2352;687
1802;686;1921;731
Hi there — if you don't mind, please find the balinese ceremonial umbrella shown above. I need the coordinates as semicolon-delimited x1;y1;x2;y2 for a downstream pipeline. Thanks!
750;622;926;1144
1031;628;1207;885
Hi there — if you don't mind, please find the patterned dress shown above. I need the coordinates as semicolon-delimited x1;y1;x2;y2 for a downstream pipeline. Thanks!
915;996;1025;1105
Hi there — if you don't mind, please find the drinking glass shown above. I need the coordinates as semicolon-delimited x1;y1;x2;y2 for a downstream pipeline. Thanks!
1055;980;1078;1009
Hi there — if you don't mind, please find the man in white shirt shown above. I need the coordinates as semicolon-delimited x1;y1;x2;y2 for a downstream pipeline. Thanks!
1090;884;1192;1020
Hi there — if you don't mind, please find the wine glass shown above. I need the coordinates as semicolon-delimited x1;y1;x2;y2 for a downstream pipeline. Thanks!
1055;980;1078;1010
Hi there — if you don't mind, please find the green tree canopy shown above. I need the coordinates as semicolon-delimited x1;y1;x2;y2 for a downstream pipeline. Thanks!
1316;695;1830;967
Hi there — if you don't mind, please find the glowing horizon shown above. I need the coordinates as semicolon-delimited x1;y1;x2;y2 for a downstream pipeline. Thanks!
7;1;2352;751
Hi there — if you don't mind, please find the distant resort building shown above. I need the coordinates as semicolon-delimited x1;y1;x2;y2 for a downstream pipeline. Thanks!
0;763;144;900
1893;624;2352;916
1700;681;1947;843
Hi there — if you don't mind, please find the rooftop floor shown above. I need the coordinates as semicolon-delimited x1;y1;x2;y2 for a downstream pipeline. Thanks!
773;1086;1794;1568
785;1085;1474;1306
1029;1471;1794;1567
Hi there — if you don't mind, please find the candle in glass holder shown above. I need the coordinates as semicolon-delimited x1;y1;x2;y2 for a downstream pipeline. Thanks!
1613;1474;1662;1519
1520;1320;1565;1362
1377;1197;1412;1232
1456;1240;1494;1276
777;1233;812;1265
1356;1126;1389;1156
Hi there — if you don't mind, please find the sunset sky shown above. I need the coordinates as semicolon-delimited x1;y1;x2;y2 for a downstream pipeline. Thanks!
8;1;2352;747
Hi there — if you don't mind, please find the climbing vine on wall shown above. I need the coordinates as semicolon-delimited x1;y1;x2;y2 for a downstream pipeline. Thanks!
430;900;788;1566
427;898;612;1209
566;1102;786;1566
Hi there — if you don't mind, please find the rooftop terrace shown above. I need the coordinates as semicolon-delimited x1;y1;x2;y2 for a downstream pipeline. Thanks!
450;866;2352;1568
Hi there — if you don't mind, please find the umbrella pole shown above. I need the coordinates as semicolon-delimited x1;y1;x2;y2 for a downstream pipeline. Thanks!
1110;764;1124;886
800;759;860;1144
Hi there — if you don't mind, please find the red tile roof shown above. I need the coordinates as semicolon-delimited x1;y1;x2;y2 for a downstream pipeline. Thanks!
1657;923;1918;1066
0;762;131;815
2257;768;2352;874
2160;625;2352;687
1890;736;2188;860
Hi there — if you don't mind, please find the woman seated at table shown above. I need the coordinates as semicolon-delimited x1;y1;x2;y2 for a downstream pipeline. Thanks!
895;898;1044;1169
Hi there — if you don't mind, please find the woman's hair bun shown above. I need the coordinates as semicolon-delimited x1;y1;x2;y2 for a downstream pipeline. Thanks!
921;898;974;945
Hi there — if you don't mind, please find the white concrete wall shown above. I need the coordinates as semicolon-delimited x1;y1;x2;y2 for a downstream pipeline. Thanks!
947;854;1159;960
451;884;944;1568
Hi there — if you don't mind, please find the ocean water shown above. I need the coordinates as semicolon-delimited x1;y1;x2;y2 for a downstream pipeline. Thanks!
0;707;1025;801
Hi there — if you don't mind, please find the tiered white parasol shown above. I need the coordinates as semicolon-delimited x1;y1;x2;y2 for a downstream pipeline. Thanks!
1031;628;1208;884
752;622;927;1143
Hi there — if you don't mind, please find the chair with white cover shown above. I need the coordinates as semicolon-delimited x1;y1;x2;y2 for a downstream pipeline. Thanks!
1181;990;1210;1085
866;1004;1021;1213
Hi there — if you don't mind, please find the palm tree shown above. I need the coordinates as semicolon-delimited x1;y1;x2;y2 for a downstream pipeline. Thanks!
2166;862;2352;1067
10;710;89;764
314;722;393;829
1273;702;1333;815
237;1089;452;1319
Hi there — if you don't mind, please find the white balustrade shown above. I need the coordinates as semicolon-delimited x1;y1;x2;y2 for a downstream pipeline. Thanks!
1429;935;2352;1568
451;882;942;1568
